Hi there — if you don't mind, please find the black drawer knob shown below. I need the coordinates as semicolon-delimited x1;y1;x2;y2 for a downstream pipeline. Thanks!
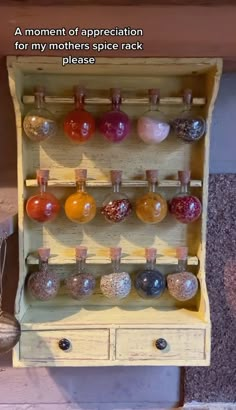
155;338;167;350
58;338;71;351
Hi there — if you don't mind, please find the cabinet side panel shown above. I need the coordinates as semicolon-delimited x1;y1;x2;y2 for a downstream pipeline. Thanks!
7;58;29;322
198;59;223;327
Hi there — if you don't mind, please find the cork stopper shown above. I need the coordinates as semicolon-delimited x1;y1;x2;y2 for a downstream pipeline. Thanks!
34;86;45;97
146;169;159;183
148;88;160;105
110;247;122;260
145;248;157;260
176;247;188;260
110;170;122;184
38;247;50;261
178;170;191;184
111;88;122;107
75;246;87;260
73;86;86;97
75;169;87;181
36;169;49;184
36;169;49;179
183;89;193;105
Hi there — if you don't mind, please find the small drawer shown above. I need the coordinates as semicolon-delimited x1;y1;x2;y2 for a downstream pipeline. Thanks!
116;328;205;361
20;329;109;361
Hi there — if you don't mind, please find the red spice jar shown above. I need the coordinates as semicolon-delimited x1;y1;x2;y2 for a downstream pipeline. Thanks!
26;169;60;223
63;86;95;143
101;170;132;223
169;170;202;223
99;88;131;143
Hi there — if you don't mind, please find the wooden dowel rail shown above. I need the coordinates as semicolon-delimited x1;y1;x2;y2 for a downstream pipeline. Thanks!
22;95;206;106
25;179;202;188
26;254;199;266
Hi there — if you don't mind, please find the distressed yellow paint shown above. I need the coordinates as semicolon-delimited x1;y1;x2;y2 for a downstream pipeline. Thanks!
7;56;222;367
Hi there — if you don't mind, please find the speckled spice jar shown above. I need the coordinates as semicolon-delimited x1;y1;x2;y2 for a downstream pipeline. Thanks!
184;174;236;404
101;198;132;223
100;272;131;299
169;195;202;223
167;272;198;301
172;117;206;142
66;273;96;299
28;269;60;301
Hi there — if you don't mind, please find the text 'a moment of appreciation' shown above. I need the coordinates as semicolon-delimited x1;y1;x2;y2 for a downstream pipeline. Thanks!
14;26;144;66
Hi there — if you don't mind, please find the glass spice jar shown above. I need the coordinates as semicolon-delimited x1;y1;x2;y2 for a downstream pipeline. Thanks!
26;169;60;223
27;248;60;301
100;247;131;300
23;86;58;142
172;89;206;143
167;247;199;301
65;246;96;299
101;170;132;223
65;169;96;224
63;86;95;144
99;88;131;143
169;170;202;223
136;170;168;224
137;89;170;144
134;248;166;299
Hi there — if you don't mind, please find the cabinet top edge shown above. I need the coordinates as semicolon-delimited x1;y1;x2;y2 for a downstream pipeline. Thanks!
6;56;223;68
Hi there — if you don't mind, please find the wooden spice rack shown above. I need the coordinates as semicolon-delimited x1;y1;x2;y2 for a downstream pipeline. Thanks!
7;57;222;367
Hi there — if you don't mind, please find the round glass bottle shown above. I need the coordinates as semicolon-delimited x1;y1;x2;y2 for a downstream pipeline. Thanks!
137;89;170;144
101;170;132;223
26;169;60;223
63;86;95;144
136;170;168;224
169;170;202;223
100;247;131;300
172;89;206;143
99;88;131;143
167;247;199;301
27;248;60;301
65;246;96;299
65;169;96;224
23;86;58;142
134;248;166;299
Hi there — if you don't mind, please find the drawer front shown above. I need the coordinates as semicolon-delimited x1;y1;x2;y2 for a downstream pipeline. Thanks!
20;329;109;361
116;328;205;361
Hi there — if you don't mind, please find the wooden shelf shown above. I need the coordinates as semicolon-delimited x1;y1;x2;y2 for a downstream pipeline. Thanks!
21;306;205;330
26;253;199;266
22;95;206;106
25;179;202;188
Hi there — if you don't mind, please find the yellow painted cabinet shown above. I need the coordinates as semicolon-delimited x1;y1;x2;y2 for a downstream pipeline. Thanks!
7;56;222;367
